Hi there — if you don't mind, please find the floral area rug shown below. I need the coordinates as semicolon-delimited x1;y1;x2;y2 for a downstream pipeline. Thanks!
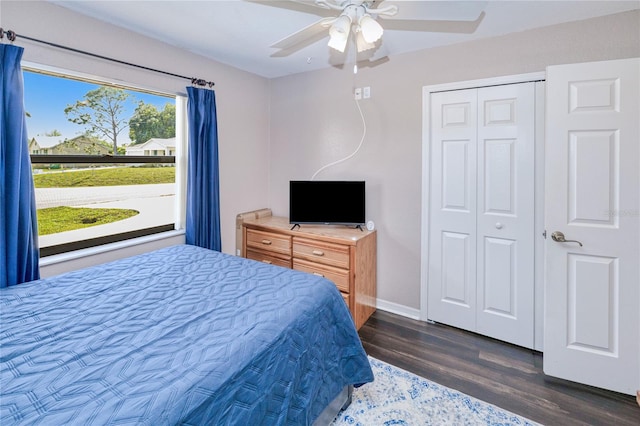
331;356;541;425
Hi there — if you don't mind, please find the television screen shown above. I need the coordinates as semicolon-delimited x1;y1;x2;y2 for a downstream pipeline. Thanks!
289;180;365;226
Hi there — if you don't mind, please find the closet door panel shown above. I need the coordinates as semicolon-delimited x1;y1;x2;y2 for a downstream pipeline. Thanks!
441;231;471;305
442;140;471;211
476;83;535;348
483;236;516;316
428;89;477;330
484;138;515;214
427;83;536;349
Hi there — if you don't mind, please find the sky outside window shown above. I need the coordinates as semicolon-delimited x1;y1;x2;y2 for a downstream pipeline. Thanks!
23;71;173;148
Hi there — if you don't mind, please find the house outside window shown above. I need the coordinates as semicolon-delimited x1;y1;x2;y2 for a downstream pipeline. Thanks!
24;68;182;257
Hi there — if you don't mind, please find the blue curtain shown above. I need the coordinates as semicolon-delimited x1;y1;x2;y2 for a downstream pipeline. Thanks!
185;87;221;251
1;45;40;287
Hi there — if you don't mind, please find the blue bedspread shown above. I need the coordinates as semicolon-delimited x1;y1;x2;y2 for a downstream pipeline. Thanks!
0;245;373;425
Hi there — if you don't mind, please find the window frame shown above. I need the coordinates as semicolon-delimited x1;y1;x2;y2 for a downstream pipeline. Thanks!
30;154;175;165
25;66;184;258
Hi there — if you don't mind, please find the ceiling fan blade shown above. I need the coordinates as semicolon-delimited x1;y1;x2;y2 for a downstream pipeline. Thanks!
270;16;335;56
374;0;487;21
247;0;337;18
382;11;485;34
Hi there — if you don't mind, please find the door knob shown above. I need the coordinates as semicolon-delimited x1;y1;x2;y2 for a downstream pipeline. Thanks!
551;231;583;247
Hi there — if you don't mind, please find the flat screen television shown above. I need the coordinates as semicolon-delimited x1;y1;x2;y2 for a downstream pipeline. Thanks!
289;180;365;226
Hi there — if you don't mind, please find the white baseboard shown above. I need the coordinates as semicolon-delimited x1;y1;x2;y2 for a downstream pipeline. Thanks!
376;298;421;321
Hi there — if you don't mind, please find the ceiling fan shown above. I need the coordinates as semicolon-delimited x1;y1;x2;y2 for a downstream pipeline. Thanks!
256;1;487;65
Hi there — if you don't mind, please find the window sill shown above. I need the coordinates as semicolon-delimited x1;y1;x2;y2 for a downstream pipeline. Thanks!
39;229;185;268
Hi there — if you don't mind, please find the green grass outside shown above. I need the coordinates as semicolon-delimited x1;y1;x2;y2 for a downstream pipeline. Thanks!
33;166;175;188
37;206;139;235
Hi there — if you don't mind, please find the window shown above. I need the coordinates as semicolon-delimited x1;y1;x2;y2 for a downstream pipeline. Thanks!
24;68;183;257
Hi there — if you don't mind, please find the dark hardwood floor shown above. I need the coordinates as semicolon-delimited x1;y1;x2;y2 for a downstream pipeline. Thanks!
358;310;640;426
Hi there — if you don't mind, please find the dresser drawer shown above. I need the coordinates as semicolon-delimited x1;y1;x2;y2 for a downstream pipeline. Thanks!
247;249;292;268
246;229;291;257
341;292;350;307
293;258;349;293
293;237;350;269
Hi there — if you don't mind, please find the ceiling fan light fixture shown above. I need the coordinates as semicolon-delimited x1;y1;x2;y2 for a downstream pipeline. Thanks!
359;14;383;43
328;14;352;52
329;14;352;39
355;30;375;52
328;32;349;52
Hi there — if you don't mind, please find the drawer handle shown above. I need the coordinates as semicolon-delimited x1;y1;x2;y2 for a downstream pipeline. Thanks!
261;239;272;245
262;260;272;264
312;250;324;256
313;272;324;277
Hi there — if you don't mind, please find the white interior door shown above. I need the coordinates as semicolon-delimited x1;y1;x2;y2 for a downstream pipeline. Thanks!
428;84;535;348
428;89;478;332
476;84;535;348
544;58;640;395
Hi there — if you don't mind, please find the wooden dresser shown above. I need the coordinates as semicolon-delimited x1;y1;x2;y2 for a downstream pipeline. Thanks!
242;216;376;330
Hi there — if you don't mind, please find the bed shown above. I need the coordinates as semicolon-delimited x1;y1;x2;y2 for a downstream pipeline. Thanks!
0;244;373;425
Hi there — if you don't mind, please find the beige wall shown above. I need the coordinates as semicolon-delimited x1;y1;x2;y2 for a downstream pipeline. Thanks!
3;2;639;310
2;1;271;260
268;10;640;310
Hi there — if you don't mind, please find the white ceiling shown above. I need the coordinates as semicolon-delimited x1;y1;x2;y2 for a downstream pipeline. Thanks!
51;0;640;78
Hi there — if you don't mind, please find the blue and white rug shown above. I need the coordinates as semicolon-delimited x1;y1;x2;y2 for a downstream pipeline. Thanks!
332;357;541;425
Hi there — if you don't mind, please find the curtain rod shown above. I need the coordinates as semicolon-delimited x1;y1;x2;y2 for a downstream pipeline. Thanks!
0;28;215;88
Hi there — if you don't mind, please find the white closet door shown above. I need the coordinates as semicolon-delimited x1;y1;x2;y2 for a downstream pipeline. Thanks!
428;89;478;331
428;84;535;349
476;84;535;348
544;58;639;395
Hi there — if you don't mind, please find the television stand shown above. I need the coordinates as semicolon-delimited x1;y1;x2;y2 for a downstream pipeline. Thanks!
290;223;300;231
241;216;377;330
